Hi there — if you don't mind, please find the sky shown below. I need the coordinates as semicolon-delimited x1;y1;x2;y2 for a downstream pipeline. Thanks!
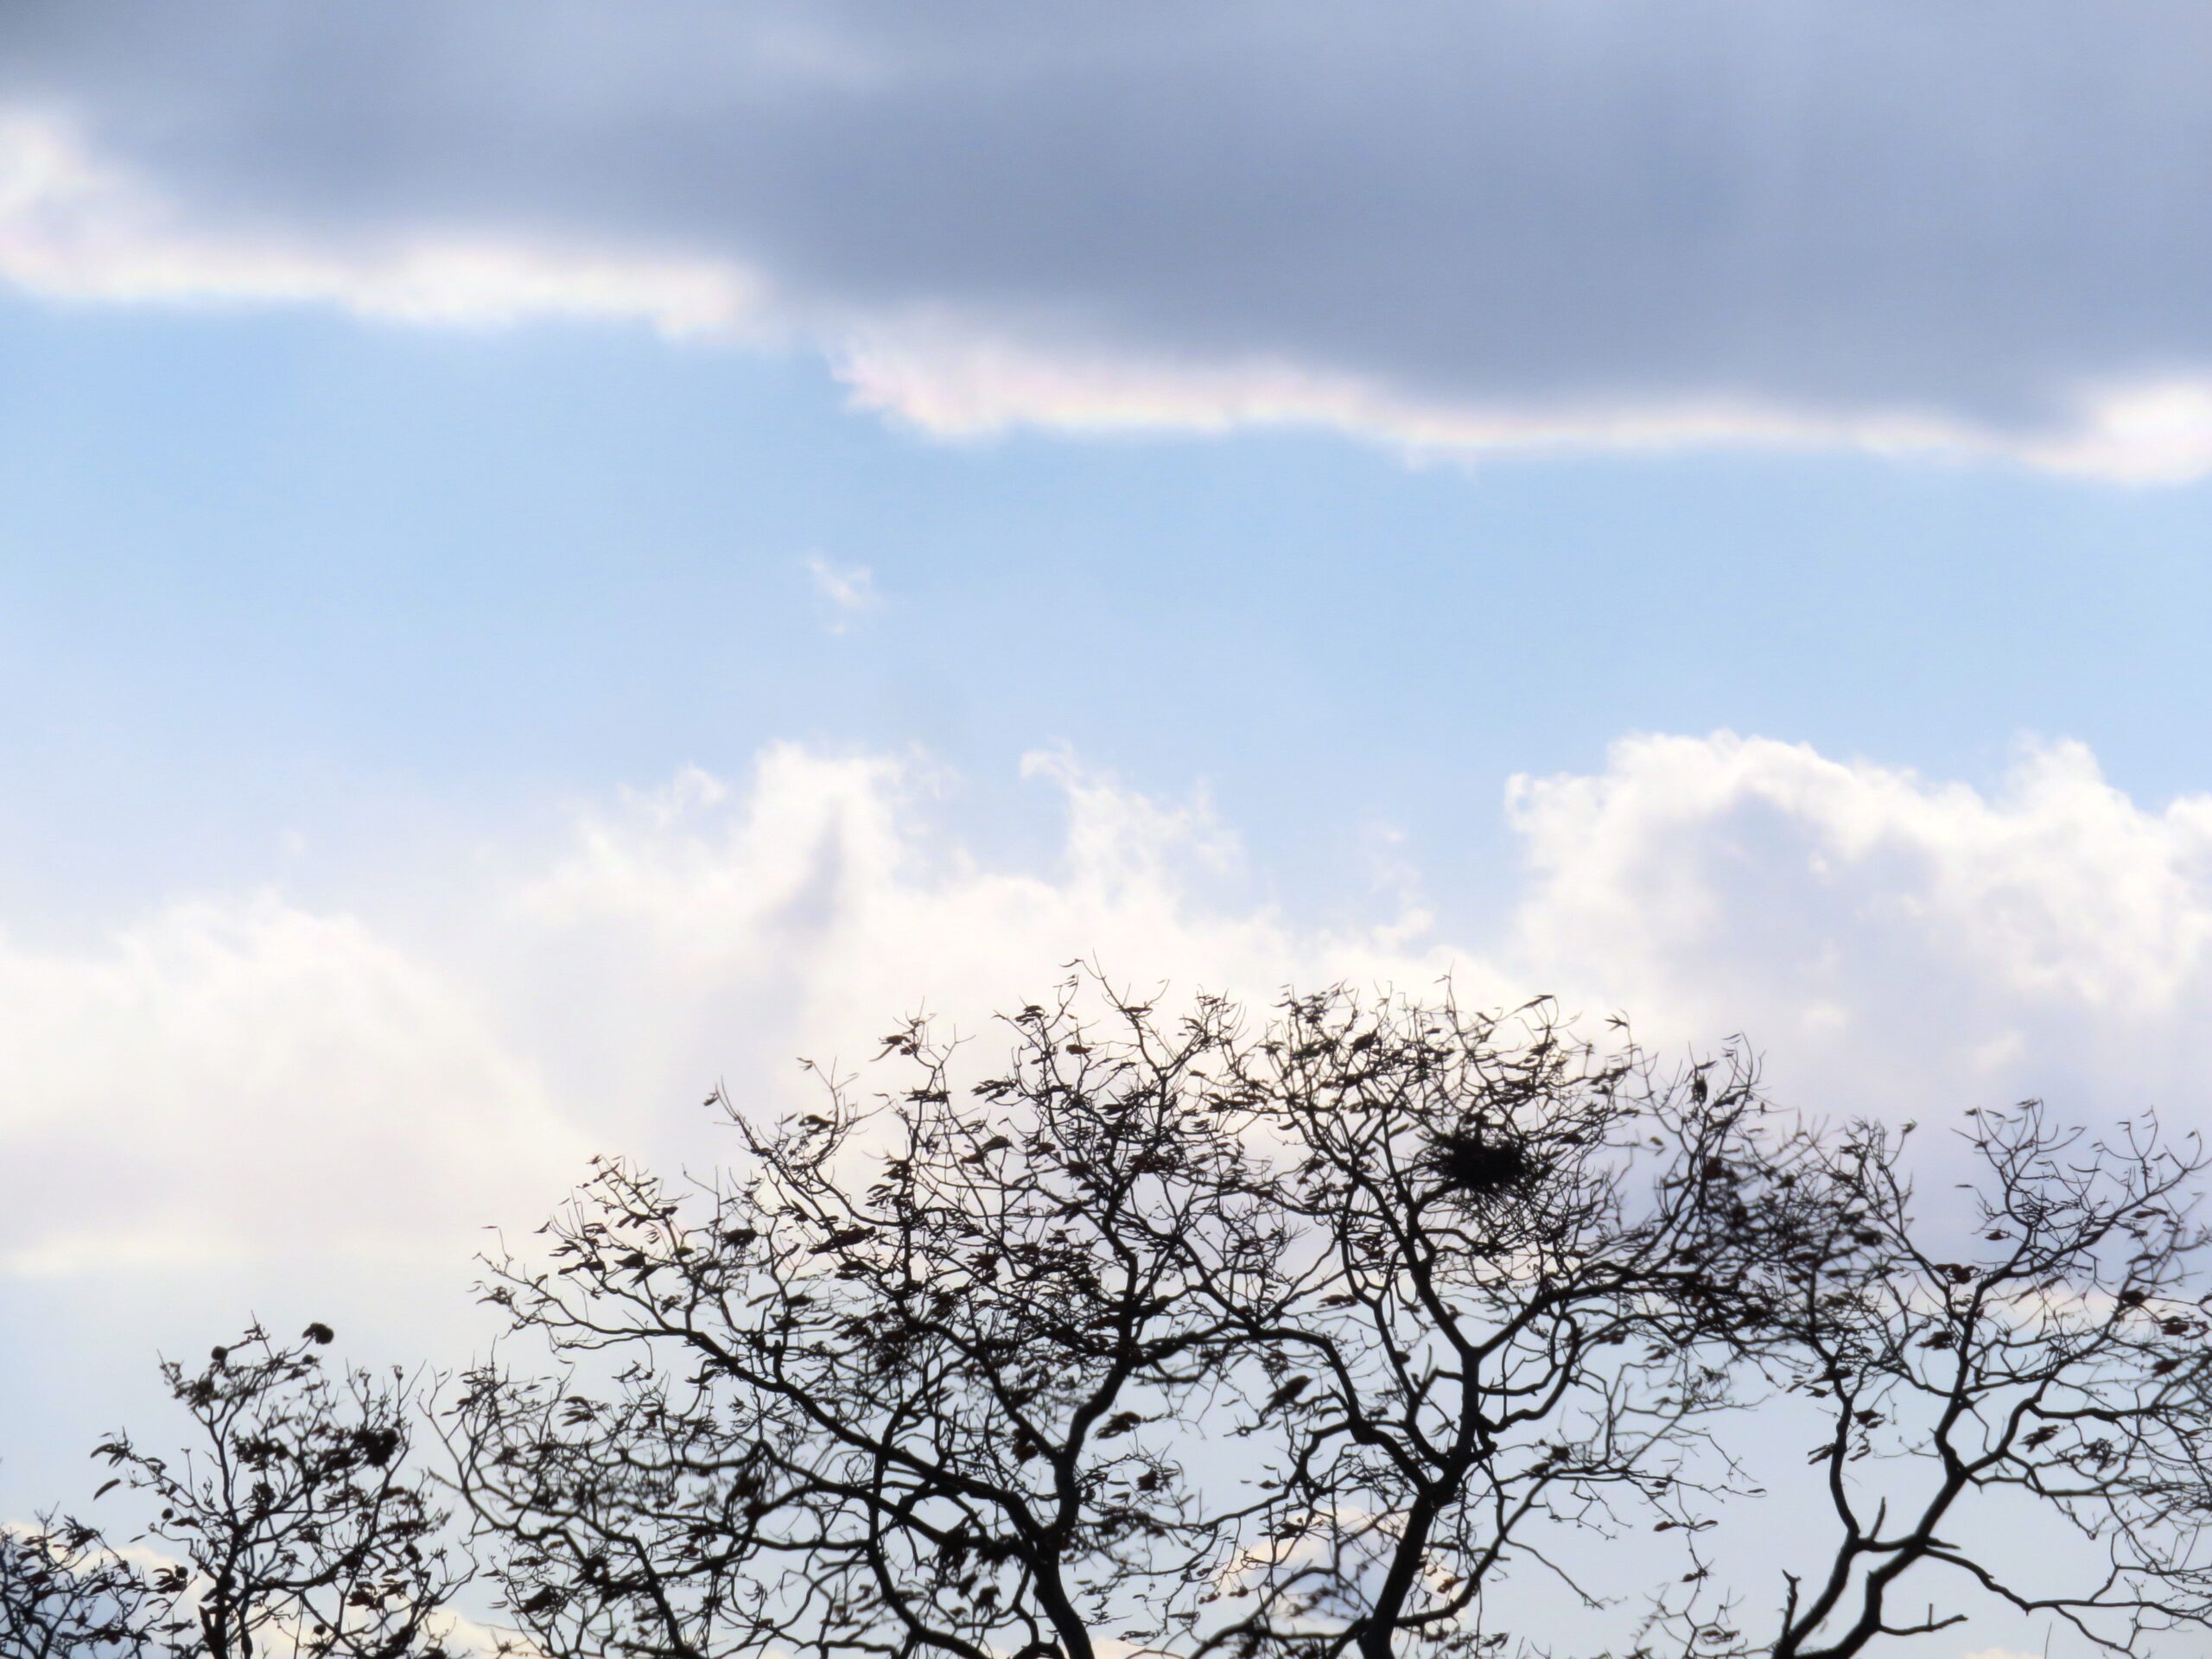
4;4;2212;1651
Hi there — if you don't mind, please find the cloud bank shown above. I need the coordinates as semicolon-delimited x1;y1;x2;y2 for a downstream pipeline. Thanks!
9;733;2209;1281
4;3;2212;475
0;896;583;1276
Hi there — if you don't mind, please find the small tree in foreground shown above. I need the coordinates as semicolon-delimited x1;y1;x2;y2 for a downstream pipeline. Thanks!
1;1511;187;1659
4;1324;461;1659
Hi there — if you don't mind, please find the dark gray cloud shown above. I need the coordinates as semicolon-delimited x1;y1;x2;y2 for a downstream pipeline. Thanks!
4;1;2211;465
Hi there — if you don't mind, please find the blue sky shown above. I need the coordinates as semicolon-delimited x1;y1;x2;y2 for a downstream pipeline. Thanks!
6;6;2212;1649
7;300;2205;925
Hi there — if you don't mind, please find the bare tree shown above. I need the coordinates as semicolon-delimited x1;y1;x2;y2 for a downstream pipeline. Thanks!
409;976;2212;1659
456;981;1288;1659
1;1510;188;1659
1671;1103;2212;1659
92;1324;462;1659
454;980;1851;1659
22;981;2212;1659
1175;989;1840;1659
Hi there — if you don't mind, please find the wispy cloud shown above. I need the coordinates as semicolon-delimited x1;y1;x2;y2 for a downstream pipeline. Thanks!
835;327;2212;484
0;113;760;334
804;554;880;632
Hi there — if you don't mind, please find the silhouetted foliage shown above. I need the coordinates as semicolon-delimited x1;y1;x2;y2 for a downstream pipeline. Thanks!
454;980;1857;1659
19;976;2212;1659
1672;1103;2212;1659
455;982;1290;1659
4;1324;462;1659
1;1510;187;1659
1184;989;1837;1659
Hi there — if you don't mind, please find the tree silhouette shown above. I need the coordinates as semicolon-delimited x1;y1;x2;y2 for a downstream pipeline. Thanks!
1684;1103;2212;1659
455;982;1288;1659
73;1323;461;1659
22;977;2212;1659
456;980;1853;1659
1180;988;1844;1659
5;1323;459;1659
1;1510;188;1659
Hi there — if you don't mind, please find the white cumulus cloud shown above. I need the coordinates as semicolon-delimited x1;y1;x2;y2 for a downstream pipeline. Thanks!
10;732;2212;1287
0;893;586;1276
491;732;2212;1172
1499;733;2212;1120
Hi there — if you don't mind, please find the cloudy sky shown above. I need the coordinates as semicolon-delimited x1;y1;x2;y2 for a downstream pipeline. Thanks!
5;3;2212;1643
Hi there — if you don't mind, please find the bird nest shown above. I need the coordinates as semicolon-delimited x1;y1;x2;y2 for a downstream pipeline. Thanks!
1428;1123;1536;1198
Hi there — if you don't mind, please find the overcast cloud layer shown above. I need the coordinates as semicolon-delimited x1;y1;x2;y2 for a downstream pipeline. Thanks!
6;2;2212;474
